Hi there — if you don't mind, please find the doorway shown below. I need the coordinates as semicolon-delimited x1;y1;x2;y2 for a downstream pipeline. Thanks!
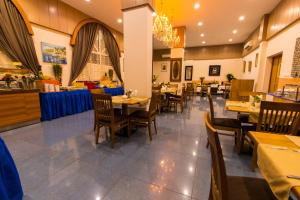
268;54;282;93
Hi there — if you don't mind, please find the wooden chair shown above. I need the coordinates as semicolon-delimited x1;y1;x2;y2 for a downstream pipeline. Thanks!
129;94;158;141
186;83;194;99
90;88;104;131
152;89;163;114
207;94;241;149
236;92;265;123
239;101;300;169
168;87;186;113
204;112;276;200
92;93;129;148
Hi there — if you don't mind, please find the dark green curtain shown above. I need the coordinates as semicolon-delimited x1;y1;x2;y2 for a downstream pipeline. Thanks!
0;0;40;75
102;27;123;83
69;23;99;85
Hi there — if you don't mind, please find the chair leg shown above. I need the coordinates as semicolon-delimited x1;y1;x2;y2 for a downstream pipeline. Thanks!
110;127;115;148
154;118;158;135
148;121;152;141
95;125;100;144
251;143;258;171
238;131;245;154
181;102;184;113
128;121;132;137
206;138;209;148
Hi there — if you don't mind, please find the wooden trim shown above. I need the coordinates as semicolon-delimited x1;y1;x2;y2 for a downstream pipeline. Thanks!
10;0;34;35
267;18;300;41
242;45;260;57
70;18;121;56
121;3;154;12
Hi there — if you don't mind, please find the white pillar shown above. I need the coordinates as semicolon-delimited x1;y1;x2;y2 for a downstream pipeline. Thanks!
122;4;153;97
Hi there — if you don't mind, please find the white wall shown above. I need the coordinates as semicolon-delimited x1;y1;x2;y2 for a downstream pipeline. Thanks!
153;58;243;84
32;25;72;86
266;20;300;78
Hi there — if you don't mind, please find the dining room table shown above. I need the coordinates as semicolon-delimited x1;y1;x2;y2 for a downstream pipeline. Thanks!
160;87;177;94
112;95;149;116
248;131;300;200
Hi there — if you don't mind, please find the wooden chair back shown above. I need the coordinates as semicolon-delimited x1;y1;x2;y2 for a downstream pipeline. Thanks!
208;94;216;124
238;91;265;102
204;112;228;200
257;101;300;135
152;85;162;91
92;93;115;123
90;88;104;94
149;94;158;117
229;79;254;101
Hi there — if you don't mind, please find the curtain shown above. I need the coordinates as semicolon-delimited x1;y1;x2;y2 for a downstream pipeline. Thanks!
69;23;99;85
0;0;40;75
102;27;123;83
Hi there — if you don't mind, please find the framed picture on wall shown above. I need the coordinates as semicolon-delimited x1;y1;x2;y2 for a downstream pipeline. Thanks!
243;61;246;73
248;61;252;72
209;65;221;76
255;53;259;67
41;42;67;64
170;59;182;82
161;63;168;72
185;66;193;81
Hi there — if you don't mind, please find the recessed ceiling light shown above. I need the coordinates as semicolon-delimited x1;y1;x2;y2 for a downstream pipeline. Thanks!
117;18;122;23
194;3;200;10
232;29;238;34
239;16;245;21
85;0;91;2
228;38;233;42
200;33;205;37
202;41;206;44
197;21;203;26
152;12;157;17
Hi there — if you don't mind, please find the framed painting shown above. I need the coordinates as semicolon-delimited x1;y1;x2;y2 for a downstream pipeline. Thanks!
248;61;252;72
209;65;221;76
185;66;193;81
161;63;168;72
41;42;67;64
170;59;182;82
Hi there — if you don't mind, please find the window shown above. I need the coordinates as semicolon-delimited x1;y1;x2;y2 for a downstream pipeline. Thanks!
77;30;113;81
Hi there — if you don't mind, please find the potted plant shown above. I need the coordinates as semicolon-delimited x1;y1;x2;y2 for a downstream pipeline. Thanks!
108;69;114;80
52;64;62;83
226;73;236;82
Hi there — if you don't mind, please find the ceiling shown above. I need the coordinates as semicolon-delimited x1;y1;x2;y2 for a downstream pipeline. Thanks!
61;0;281;49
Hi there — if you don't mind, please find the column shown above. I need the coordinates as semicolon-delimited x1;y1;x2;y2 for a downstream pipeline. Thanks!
122;1;154;97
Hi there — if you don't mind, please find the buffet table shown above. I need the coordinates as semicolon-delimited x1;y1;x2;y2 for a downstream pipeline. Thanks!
0;138;23;200
40;90;93;121
0;89;41;132
40;87;124;121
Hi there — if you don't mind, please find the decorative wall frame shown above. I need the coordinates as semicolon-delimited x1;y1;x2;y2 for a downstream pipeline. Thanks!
248;61;252;72
185;66;193;81
161;63;168;72
170;59;182;82
209;65;221;76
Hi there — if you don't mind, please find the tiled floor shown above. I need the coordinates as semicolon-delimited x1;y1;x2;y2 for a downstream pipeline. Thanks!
1;96;261;200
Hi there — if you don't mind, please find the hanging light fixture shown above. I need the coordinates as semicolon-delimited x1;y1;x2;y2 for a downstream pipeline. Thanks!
153;0;180;48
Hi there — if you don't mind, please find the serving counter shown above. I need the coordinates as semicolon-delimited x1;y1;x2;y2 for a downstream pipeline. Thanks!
0;89;41;132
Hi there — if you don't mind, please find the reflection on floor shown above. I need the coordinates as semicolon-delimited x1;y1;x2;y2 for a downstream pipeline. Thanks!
1;96;261;200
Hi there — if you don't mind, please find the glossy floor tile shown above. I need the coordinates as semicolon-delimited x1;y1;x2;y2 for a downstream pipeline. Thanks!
1;96;261;200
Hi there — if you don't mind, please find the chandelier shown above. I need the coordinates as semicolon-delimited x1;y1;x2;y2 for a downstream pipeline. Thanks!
153;10;180;48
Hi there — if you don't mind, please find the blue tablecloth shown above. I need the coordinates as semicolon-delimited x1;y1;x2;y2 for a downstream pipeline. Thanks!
0;138;23;200
103;87;124;96
40;90;93;121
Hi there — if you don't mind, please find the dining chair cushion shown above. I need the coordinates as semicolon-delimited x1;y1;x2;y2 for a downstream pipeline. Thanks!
129;110;148;119
213;118;241;129
237;113;250;123
227;176;276;200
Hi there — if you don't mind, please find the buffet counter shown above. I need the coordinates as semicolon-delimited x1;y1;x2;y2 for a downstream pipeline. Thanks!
0;89;41;132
